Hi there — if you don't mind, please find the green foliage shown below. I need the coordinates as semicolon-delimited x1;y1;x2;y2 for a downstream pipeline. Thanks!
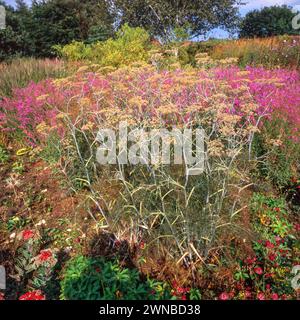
0;1;33;61
96;24;150;67
112;0;240;42
15;243;36;280
12;160;25;174
0;0;114;59
86;24;112;44
252;117;300;188
40;132;62;165
56;24;151;67
232;193;299;298
13;231;59;299
0;0;241;60
6;216;29;232
251;193;292;237
240;5;299;38
53;41;92;61
60;255;172;300
0;145;9;163
177;40;223;67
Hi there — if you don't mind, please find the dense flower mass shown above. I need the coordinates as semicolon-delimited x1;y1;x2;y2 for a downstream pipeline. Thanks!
0;66;299;144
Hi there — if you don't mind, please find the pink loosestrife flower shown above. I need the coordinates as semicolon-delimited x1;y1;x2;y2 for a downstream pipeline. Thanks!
1;67;299;143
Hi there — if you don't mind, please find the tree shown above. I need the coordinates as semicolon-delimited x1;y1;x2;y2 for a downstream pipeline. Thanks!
109;0;242;42
0;0;31;60
240;5;299;38
25;0;114;57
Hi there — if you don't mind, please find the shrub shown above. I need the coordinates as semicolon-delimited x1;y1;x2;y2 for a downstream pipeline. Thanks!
52;66;299;261
56;24;150;68
252;117;300;188
60;255;172;300
53;41;92;62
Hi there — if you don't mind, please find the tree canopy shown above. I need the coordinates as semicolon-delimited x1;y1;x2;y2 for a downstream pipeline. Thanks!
0;0;242;59
110;0;242;42
0;0;114;58
240;5;299;38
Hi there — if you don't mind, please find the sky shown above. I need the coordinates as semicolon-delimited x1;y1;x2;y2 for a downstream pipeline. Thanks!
3;0;300;38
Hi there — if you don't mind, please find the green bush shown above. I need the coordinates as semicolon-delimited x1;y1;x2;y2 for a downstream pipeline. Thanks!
55;24;150;68
60;255;172;300
178;40;225;67
252;117;300;188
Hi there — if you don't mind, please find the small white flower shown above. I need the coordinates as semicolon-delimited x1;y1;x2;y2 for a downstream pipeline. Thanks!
66;228;72;232
35;219;47;227
10;232;16;239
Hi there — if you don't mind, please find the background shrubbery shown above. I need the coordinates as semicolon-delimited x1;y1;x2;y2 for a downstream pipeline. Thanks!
55;24;151;68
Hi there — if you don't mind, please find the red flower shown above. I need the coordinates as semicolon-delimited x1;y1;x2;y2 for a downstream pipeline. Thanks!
38;250;53;262
0;293;5;300
177;287;185;294
19;290;45;300
219;292;229;300
268;253;277;261
22;230;34;241
271;293;279;300
139;241;145;250
265;240;274;249
294;223;300;232
245;256;257;265
254;267;263;275
257;292;265;300
181;295;187;301
245;291;251;299
266;284;271;290
274;207;280;212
